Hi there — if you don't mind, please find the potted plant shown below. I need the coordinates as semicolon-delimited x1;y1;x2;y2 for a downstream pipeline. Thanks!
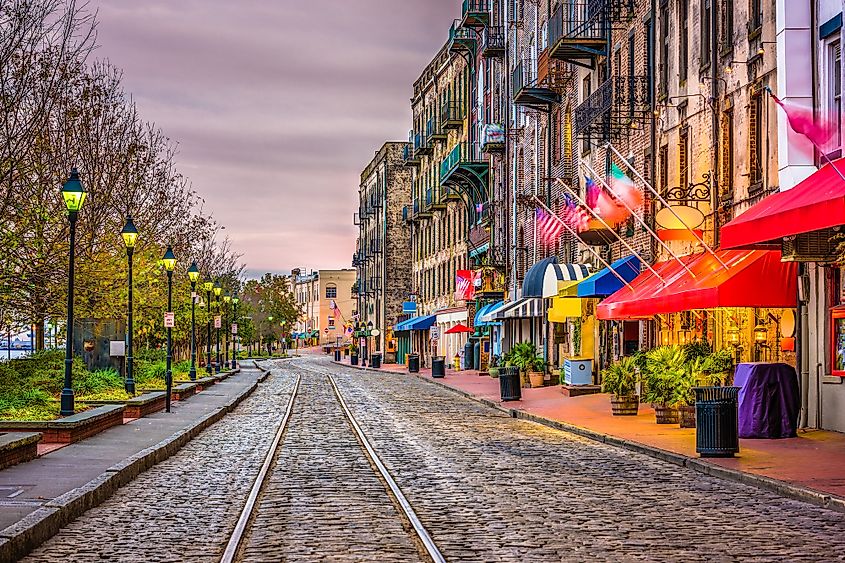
702;348;734;385
601;356;640;415
678;351;732;428
642;346;686;424
488;355;501;378
528;355;545;388
350;341;359;366
506;342;538;387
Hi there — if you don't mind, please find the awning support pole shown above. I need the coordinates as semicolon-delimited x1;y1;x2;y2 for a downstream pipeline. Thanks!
577;163;697;280
530;196;635;292
605;143;729;269
556;175;665;284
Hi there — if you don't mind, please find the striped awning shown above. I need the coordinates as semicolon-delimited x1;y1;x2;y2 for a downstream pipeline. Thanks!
522;257;591;298
482;297;544;320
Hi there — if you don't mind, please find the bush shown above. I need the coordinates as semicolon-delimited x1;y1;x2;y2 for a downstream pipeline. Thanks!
642;346;687;406
602;356;639;397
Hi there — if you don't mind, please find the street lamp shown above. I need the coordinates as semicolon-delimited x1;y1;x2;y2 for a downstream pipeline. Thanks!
223;292;231;370
231;293;239;368
187;262;200;381
367;321;374;366
162;245;177;413
203;280;214;375
214;283;222;372
60;168;86;416
121;216;138;395
267;316;274;356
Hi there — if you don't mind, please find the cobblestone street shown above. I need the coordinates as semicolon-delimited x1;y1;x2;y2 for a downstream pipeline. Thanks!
22;356;845;562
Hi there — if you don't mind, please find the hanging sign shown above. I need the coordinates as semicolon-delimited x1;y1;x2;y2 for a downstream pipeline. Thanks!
214;315;222;329
164;312;175;328
430;326;440;341
231;323;238;335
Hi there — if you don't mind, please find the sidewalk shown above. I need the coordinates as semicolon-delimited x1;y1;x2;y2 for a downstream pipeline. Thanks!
336;357;845;510
0;366;264;536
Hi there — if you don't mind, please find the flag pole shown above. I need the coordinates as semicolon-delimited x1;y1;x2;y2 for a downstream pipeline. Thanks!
604;144;729;269
577;162;698;279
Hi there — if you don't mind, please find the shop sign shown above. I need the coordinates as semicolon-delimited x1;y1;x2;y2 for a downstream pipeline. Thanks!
430;326;440;341
403;301;417;314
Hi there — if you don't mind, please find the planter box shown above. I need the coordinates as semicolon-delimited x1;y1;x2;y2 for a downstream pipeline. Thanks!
0;405;125;444
178;377;216;392
560;384;601;397
83;391;167;419
0;432;41;470
172;382;198;401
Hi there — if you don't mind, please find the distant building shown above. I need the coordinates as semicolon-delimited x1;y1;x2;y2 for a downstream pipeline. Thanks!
291;269;356;346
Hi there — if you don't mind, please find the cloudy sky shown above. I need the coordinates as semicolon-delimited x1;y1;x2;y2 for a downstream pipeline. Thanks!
94;0;458;278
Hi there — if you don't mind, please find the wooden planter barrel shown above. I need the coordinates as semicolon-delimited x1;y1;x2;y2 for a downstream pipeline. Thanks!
654;404;679;424
610;395;639;416
679;404;696;428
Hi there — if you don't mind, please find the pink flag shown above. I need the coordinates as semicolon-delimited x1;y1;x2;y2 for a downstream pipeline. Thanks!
768;88;835;148
609;164;644;210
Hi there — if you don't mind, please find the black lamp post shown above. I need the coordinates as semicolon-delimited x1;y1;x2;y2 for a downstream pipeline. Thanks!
214;282;222;373
162;245;176;413
60;169;86;416
203;281;213;374
267;316;274;356
223;292;231;370
231;294;239;368
121;216;138;395
367;321;374;366
187;262;200;381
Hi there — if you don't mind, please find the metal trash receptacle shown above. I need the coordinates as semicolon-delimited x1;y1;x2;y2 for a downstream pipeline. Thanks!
432;356;446;378
370;353;382;369
499;366;522;401
407;353;420;373
694;386;740;457
334;350;341;362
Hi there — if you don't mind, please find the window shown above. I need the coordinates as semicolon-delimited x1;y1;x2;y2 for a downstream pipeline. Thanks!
721;107;734;197
325;285;337;299
645;17;654;104
679;0;688;82
749;87;763;188
679;127;689;190
659;145;669;196
328;316;335;329
719;0;733;54
628;33;636;116
552;108;560;164
701;0;712;67
827;39;842;155
659;1;669;97
581;75;592;153
749;0;762;32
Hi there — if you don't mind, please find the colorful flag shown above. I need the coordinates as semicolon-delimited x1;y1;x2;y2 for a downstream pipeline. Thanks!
536;207;565;243
455;270;476;301
585;177;600;209
767;87;835;148
609;164;644;210
475;202;485;214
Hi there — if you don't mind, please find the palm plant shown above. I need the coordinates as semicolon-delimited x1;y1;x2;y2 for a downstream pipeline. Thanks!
642;345;687;406
602;356;639;398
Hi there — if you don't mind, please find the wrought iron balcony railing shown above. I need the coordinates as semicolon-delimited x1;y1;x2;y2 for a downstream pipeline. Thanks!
573;76;650;140
441;100;465;129
440;141;485;181
462;0;490;27
481;26;505;57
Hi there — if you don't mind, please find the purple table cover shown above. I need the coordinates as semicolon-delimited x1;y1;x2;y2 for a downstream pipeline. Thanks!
734;363;799;439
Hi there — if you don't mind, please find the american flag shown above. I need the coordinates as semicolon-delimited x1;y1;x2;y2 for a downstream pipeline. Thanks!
536;207;565;243
562;194;590;232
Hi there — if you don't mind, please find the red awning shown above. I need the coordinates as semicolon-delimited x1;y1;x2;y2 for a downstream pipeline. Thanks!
596;250;797;320
721;158;845;249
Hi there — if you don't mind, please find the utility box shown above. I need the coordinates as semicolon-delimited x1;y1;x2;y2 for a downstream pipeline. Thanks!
563;358;593;385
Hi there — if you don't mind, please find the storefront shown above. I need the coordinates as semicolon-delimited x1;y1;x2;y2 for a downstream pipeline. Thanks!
474;301;503;363
392;314;436;367
435;308;468;367
719;158;845;431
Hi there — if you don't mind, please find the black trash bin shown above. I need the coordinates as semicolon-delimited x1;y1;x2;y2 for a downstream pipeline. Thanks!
370;353;382;369
499;366;522;401
694;386;740;457
431;356;446;378
334;350;341;362
408;353;420;373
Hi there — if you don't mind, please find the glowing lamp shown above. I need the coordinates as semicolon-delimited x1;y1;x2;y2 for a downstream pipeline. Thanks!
61;168;87;213
162;245;176;272
188;262;200;283
121;216;138;249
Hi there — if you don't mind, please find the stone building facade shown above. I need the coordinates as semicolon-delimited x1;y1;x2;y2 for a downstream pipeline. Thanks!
354;142;412;357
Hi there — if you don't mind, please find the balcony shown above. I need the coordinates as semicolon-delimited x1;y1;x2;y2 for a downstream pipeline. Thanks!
417;132;433;156
548;1;633;68
461;0;489;28
369;239;382;254
426;116;446;144
441;100;464;130
418;192;433;218
440;142;489;197
481;26;505;58
481;124;505;153
573;76;650;141
512;59;561;108
448;19;476;56
403;141;420;168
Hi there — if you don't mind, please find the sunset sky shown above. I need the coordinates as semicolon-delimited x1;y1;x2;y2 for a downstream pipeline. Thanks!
95;1;458;278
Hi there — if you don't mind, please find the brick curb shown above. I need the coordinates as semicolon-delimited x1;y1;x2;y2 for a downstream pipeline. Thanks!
332;360;845;514
0;368;261;561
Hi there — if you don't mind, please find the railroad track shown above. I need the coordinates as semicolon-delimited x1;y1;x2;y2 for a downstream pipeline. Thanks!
220;359;445;563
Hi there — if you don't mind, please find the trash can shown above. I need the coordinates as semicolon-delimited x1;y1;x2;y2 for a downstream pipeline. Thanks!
334;349;341;362
351;354;359;366
463;341;474;370
408;353;420;373
432;356;446;378
370;353;382;369
694;386;740;457
499;366;521;401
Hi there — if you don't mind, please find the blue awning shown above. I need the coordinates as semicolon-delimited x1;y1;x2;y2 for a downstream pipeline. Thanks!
577;255;641;297
394;314;436;331
469;242;490;258
523;257;591;298
474;301;503;327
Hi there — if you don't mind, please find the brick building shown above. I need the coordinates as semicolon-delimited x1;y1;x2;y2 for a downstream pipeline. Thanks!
291;269;356;346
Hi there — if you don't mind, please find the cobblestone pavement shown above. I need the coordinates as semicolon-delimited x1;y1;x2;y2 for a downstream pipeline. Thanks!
22;356;845;562
237;367;423;562
303;358;845;562
25;366;297;563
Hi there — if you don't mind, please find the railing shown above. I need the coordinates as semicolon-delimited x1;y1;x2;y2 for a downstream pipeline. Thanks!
402;143;413;163
462;0;489;16
481;26;505;55
440;142;484;180
573;76;650;137
369;239;382;253
449;19;476;44
425;188;433;207
441;100;465;127
512;59;538;95
402;205;409;222
549;0;609;47
409;131;422;154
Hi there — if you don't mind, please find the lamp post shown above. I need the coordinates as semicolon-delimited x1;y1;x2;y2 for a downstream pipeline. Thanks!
280;320;286;357
60;169;86;416
214;283;222;373
162;245;176;413
267;316;274;356
187;262;200;381
223;292;231;370
231;294;239;368
367;321;374;366
203;281;213;374
120;216;138;395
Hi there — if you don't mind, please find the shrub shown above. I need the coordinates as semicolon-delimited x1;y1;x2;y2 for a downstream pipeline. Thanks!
642;346;687;406
602;356;639;397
